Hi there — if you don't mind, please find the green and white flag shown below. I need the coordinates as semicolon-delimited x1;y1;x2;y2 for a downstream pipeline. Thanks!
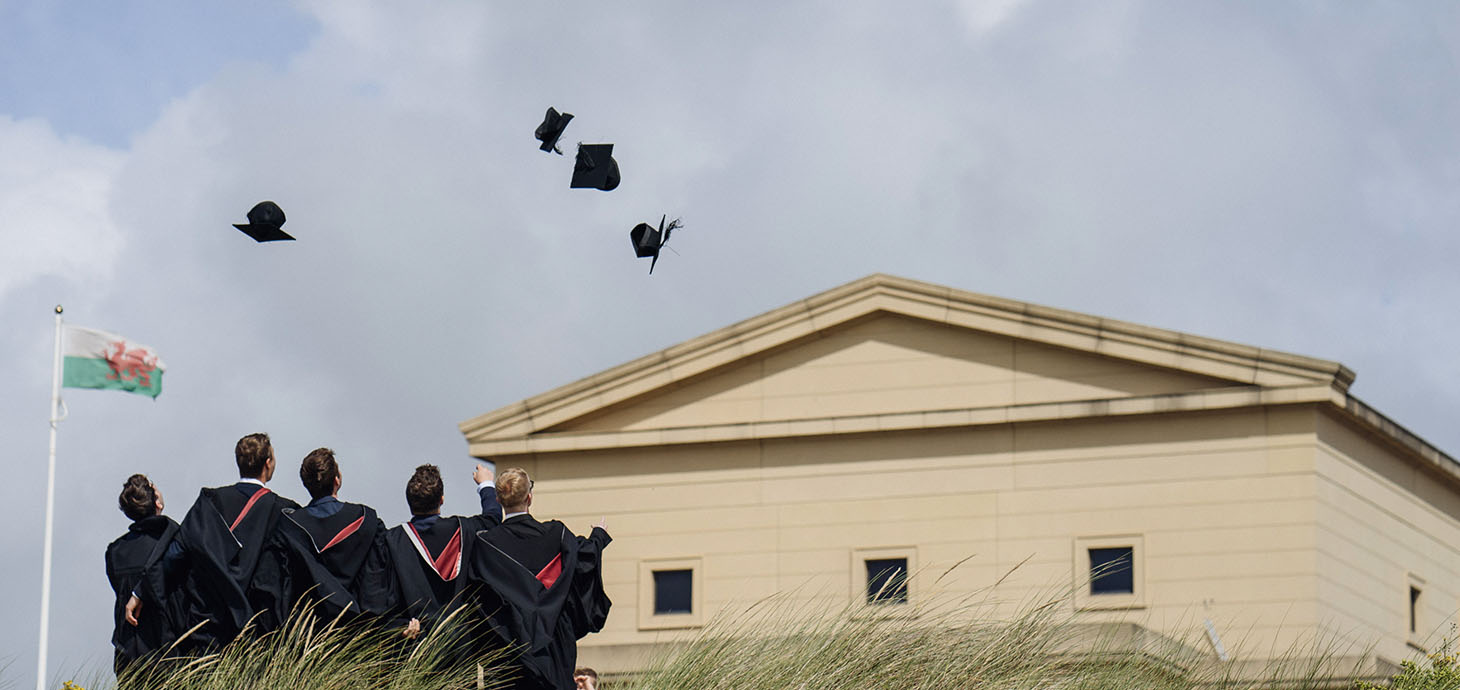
61;325;166;398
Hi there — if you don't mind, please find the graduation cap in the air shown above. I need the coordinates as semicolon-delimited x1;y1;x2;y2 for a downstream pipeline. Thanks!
535;107;574;154
571;143;620;191
233;201;294;242
630;215;682;274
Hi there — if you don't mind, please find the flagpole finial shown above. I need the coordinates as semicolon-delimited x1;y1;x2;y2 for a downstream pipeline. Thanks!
54;305;62;314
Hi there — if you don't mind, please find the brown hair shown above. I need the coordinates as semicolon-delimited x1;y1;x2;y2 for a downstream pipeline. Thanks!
119;473;158;521
574;668;598;681
406;464;444;516
300;447;339;500
496;467;532;511
235;433;272;478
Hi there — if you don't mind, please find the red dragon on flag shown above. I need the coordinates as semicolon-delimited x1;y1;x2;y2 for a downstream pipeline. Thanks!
103;341;161;388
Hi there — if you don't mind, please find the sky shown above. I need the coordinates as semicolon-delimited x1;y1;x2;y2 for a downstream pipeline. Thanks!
2;1;1458;686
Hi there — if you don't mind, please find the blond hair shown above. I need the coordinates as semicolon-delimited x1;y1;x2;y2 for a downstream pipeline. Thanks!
496;467;532;511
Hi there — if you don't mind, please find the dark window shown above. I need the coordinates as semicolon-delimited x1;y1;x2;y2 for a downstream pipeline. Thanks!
866;558;909;604
653;569;693;615
1089;547;1134;595
1410;586;1421;634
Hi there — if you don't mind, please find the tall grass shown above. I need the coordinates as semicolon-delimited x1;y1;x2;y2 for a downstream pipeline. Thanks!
113;604;509;690
84;576;1387;690
619;575;1375;690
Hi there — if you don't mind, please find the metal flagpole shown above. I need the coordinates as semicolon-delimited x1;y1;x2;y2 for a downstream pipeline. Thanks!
37;305;62;690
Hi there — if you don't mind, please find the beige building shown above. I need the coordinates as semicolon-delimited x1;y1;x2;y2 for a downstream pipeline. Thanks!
460;274;1460;676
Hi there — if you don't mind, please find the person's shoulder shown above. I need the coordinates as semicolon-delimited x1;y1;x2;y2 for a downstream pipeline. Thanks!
180;487;218;519
342;500;377;516
144;515;182;539
104;535;125;572
105;530;131;554
343;503;386;534
373;518;389;539
274;506;304;528
452;512;493;527
382;522;416;553
535;517;575;533
517;516;569;540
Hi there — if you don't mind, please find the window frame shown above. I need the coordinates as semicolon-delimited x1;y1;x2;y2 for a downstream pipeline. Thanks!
1073;535;1145;611
638;557;704;630
851;546;918;613
1407;572;1427;651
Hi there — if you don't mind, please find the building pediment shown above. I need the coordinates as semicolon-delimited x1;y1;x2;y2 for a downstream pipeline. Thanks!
461;275;1354;455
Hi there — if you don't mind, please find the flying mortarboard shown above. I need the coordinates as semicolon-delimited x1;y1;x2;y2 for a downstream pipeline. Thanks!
571;143;620;191
629;215;682;274
233;201;294;242
535;107;574;154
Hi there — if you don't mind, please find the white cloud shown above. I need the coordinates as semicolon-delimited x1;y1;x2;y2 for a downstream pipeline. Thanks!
955;0;1036;35
0;116;124;300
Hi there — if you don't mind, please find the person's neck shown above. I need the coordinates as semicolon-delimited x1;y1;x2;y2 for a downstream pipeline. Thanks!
239;476;266;486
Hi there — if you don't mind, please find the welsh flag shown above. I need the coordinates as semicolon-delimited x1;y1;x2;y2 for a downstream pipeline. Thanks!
62;325;166;398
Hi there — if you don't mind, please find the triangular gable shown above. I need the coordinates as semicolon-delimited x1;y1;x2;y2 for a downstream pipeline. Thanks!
557;312;1244;434
461;274;1353;453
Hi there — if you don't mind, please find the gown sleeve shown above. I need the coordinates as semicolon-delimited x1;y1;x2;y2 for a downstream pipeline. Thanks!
354;517;397;617
566;526;613;639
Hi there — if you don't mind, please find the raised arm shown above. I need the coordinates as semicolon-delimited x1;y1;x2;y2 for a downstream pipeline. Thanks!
581;516;611;551
473;464;501;526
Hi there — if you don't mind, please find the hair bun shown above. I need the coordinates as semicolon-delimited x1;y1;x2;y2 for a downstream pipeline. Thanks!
119;473;157;521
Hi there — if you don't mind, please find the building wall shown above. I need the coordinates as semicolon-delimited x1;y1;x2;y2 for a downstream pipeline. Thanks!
1313;409;1460;665
510;405;1337;674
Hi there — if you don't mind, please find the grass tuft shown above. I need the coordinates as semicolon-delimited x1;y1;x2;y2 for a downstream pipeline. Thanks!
113;601;508;690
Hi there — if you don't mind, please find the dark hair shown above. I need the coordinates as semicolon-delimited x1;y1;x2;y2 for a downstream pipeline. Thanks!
406;464;443;516
574;668;598;681
300;447;339;500
119;474;158;521
235;433;272;478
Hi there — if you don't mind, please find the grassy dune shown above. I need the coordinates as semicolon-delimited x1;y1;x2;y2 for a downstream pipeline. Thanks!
73;582;1399;690
619;584;1375;690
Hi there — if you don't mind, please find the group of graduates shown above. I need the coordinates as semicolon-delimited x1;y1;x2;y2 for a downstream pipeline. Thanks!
103;433;611;690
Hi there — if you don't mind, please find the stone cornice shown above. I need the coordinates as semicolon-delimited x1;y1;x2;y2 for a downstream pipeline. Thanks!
467;384;1341;457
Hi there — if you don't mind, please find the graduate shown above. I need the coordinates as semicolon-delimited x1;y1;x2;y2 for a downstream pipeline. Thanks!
164;433;300;647
107;474;184;672
255;447;393;625
469;468;612;690
384;463;500;639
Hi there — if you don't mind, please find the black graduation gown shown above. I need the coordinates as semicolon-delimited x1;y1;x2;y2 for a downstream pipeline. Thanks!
105;515;183;672
469;516;612;690
173;482;298;647
383;487;501;634
257;498;393;624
